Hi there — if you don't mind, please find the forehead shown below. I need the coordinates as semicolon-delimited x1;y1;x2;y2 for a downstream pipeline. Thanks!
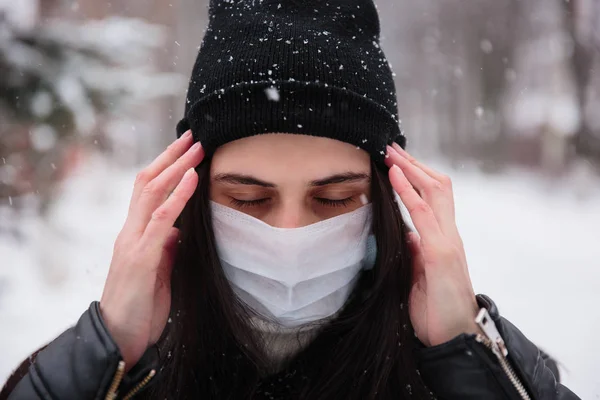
210;134;371;180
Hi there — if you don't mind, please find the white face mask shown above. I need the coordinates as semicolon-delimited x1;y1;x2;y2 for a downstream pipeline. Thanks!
210;201;376;328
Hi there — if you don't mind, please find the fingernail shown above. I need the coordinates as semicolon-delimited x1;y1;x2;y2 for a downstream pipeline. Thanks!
191;142;202;152
391;142;403;152
392;142;409;157
184;167;196;180
386;145;396;155
181;130;192;139
391;164;404;175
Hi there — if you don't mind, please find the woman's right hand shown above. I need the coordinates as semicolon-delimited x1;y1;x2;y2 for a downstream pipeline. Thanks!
99;130;204;368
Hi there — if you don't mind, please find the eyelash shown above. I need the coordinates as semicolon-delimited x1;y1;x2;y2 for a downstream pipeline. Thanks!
229;197;356;208
230;198;269;208
315;197;355;207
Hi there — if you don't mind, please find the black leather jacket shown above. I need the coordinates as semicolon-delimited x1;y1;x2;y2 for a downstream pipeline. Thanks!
0;295;580;399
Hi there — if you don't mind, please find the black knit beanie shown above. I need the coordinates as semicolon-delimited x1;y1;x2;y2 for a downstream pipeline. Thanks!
176;0;404;164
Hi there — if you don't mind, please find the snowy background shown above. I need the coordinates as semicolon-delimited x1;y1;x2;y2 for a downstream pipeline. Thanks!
1;0;600;398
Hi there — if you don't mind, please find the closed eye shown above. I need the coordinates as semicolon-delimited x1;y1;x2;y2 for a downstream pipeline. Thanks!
315;197;356;207
229;198;270;208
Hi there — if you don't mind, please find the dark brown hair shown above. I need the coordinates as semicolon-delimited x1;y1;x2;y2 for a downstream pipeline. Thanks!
144;158;432;399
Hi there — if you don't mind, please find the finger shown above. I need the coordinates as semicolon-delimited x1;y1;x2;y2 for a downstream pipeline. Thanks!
128;143;204;233
129;130;193;208
389;164;444;244
142;167;198;248
392;142;447;183
385;146;435;194
386;146;457;237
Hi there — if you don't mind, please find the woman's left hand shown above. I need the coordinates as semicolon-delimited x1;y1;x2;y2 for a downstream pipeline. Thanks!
385;143;481;347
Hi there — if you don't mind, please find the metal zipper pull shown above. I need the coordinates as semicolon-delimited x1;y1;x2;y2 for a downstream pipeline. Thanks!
104;361;125;400
475;309;531;400
475;308;507;358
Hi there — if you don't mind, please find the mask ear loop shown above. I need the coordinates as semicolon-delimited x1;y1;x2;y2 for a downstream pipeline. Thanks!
362;234;377;270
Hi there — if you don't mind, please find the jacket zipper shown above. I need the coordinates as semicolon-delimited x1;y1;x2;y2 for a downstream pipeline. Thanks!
475;308;531;400
104;360;156;400
122;369;156;400
105;361;125;400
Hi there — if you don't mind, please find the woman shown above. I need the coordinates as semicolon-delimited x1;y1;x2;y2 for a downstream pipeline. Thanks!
1;0;579;399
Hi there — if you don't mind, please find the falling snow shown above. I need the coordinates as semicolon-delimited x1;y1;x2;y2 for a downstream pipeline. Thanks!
480;39;493;54
1;0;597;397
264;86;280;101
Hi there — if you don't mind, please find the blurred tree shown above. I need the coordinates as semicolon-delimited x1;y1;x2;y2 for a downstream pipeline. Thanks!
49;0;184;159
0;4;183;220
502;0;581;175
379;0;599;176
561;0;600;161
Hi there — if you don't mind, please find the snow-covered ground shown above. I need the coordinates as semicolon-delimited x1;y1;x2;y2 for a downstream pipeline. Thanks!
1;156;598;398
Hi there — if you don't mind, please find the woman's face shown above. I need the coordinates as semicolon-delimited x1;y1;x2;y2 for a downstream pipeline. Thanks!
210;134;371;227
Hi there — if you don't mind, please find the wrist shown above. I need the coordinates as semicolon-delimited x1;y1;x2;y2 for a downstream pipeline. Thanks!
459;299;485;337
427;300;482;347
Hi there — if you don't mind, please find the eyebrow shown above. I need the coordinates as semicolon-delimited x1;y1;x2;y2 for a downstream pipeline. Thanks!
214;173;276;187
309;172;370;186
213;172;370;188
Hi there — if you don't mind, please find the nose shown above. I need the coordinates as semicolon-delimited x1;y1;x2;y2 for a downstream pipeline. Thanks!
268;202;315;228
